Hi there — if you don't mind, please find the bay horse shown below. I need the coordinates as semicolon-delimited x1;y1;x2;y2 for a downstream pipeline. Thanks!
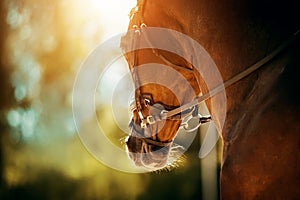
121;0;300;198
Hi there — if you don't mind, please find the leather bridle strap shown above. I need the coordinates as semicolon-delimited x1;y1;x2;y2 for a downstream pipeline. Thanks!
160;29;300;120
129;120;172;146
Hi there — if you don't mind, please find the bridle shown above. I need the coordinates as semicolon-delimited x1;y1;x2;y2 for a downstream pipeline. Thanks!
128;23;212;133
127;23;300;133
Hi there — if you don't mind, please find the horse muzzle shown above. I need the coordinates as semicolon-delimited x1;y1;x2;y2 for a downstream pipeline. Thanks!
125;135;171;170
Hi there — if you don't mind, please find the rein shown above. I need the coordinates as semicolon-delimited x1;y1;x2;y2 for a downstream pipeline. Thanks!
164;29;300;119
129;26;300;129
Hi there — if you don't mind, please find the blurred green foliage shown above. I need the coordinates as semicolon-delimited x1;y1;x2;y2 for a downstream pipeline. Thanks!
0;0;218;199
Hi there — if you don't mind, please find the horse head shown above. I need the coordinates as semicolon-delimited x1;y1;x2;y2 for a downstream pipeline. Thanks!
121;29;204;170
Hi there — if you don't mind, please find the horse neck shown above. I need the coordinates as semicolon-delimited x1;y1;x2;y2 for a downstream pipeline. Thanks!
220;58;288;141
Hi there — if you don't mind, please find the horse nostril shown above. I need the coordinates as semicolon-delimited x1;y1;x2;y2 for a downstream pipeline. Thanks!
126;136;139;153
125;136;131;146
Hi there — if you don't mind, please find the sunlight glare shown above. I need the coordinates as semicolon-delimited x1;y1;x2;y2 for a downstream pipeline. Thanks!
62;0;136;44
87;0;136;41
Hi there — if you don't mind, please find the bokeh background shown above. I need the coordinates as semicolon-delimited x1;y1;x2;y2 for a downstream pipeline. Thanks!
0;0;221;199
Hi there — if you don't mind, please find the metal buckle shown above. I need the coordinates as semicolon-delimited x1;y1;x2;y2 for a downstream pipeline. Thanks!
146;115;155;125
140;115;156;128
182;114;211;133
144;98;151;106
141;120;147;128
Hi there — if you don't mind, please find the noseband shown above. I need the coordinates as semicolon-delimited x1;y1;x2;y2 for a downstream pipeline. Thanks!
127;23;300;132
130;95;210;131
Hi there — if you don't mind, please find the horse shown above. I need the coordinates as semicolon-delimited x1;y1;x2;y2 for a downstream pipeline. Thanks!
121;0;300;198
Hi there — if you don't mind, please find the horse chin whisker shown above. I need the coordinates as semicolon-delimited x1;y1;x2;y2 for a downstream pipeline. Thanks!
149;143;187;173
149;156;186;174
